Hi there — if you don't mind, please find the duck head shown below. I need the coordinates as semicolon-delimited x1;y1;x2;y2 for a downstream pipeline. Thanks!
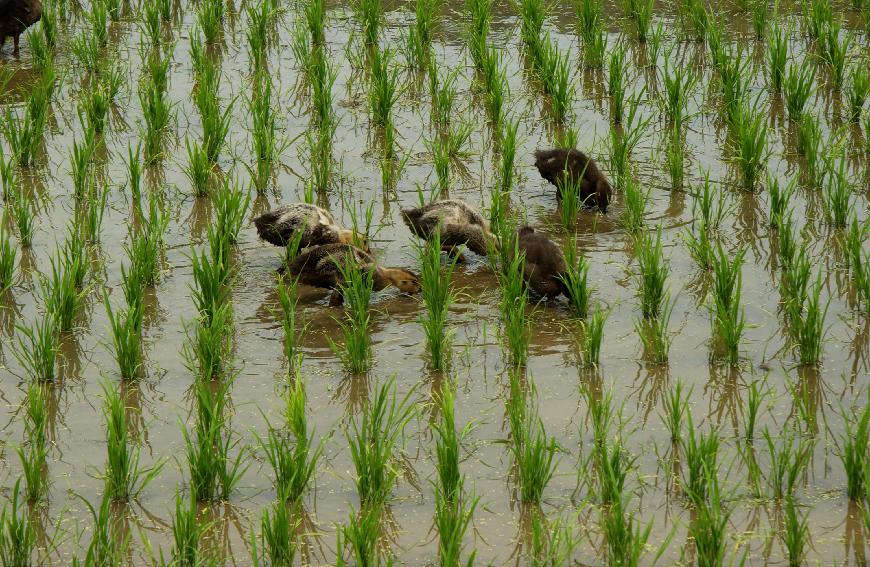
383;267;421;294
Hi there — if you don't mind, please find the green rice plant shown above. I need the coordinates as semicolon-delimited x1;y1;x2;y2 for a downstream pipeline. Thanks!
276;277;304;366
511;412;558;503
69;126;96;201
499;243;530;368
575;0;603;47
434;487;476;567
661;379;690;442
840;394;870;500
89;0;109;46
101;380;162;500
104;292;144;380
711;243;746;364
258;502;298;567
628;0;653;40
821;153;851;228
183;301;234;382
766;18;788;92
2;106;46;168
138;79;172;165
198;0;225;44
784;63;815;120
126;141;143;202
416;228;457;370
467;0;493;68
796;111;822;187
195;78;233;165
70;32;102;71
763;429;813;499
768;175;796;229
684;0;710;41
41;250;85;333
636;295;674;364
786;271;828;365
743;379;765;443
620;175;649;232
0;146;15;201
213;177;251;247
354;0;382;44
342;506;380;567
429;61;457;127
661;50;696;130
561;239;591;317
433;387;474;501
0;480;37;567
26;27;51;72
39;1;57;50
594;432;631;507
171;492;207;567
600;494;655;567
635;226;667;319
77;180;109;244
248;76;288;185
499;115;519;192
347;377;416;505
681;416;720;505
580;302;608;366
607;42;628;124
10;191;35;248
608;92;649;186
0;215;17;291
749;0;768;37
845;216;870;311
369;46;400;129
412;0;439;67
781;497;810;567
689;474;730;567
846;63;870;122
820;21;851;90
17;434;48;503
541;37;574;124
729;96;769;191
329;258;375;373
189;30;207;78
79;491;130;567
128;193;168;288
258;410;323;504
518;0;547;62
531;512;581;566
142;0;162;46
246;0;274;71
684;221;714;271
583;384;614;451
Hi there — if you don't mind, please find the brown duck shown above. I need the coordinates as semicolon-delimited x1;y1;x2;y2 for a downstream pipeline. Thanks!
285;243;420;306
401;199;497;260
1;0;43;55
534;148;612;213
515;226;570;299
253;202;369;252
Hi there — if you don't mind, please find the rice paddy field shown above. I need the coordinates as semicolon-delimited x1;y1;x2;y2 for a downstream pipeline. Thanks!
1;0;870;564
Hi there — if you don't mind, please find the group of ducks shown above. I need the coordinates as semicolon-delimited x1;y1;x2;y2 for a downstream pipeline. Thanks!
254;148;612;306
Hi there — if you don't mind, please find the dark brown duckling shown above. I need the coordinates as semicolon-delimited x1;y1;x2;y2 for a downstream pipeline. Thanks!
253;202;369;252
285;243;420;306
401;199;496;259
1;0;43;55
516;226;569;299
534;148;612;213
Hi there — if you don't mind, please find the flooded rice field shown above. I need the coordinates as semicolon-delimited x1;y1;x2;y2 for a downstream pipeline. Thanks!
1;0;870;564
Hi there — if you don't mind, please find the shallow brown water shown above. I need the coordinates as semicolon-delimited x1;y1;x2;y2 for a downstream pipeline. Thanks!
1;0;869;564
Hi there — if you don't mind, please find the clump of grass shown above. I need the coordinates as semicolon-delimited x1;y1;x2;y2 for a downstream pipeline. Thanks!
766;18;788;92
795;111;823;187
846;63;869;122
499;115;519;192
276;276;305;367
40;249;86;333
607;42;628;123
405;0;439;69
416;228;457;370
466;0;493;69
840;394;870;500
743;380;765;443
783;62;815;120
729;96;768;191
821;152;851;228
341;506;381;566
781;497;810;566
138;48;173;164
257;501;298;567
711;244;746;365
10;189;35;248
499;241;530;368
507;374;558;504
820;20;851;90
784;270;828;365
763;429;813;498
329;256;374;374
213;176;251;247
661;379;690;442
354;0;382;44
198;0;226;44
561;239;591;318
845;216;870;312
347;377;416;505
689;474;730;567
608;92;649;187
768;175;795;229
171;492;209;567
369;46;400;129
183;137;212;197
661;50;696;131
104;291;144;380
635;226;668;320
579;302;608;367
0;214;17;291
195;68;234;165
621;175;649;232
0;480;37;566
636;295;674;364
681;416;720;505
576;0;606;67
101;380;163;500
248;74;287;187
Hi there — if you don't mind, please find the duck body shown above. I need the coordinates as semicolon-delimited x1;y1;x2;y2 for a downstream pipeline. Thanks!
516;226;569;299
534;148;612;212
286;243;420;305
401;199;494;256
0;0;42;55
253;203;366;251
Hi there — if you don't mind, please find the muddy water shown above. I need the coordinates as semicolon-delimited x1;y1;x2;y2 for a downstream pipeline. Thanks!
1;0;869;564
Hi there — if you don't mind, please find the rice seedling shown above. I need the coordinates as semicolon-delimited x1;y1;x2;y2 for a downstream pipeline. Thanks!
0;480;37;567
768;175;796;229
26;27;51;72
711;243;746;364
661;50;696;130
784;63;815;120
69;127;96;201
749;0;768;37
79;490;131;566
845;64;869;122
689;474;730;567
342;506;380;567
258;410;323;504
635;226;668;320
329;257;374;373
125;141;143;203
607;42;628;123
3;106;46;168
171;492;208;567
416;228;457;370
213;177;251;247
40;1;57;50
786;271;828;365
355;0;382;45
845;216;870;311
511;409;558;503
104;290;144;380
198;0;225;44
429;64;457;127
540;37;575;124
77;180;109;244
184;301;234;382
518;0;547;62
499;241;530;368
684;221;715;272
821;153;851;228
195;78;233;166
276;277;304;366
763;429;813;499
840;394;870;500
0;147;14;202
246;1;273;72
681;416;720;505
101;380;162;500
636;295;674;363
499;115;519;192
795;112;822;187
781;497;810;566
560;239;591;318
41;249;86;333
369;46;400;130
142;0;162;46
608;92;650;186
434;487;477;567
467;0;493;68
576;0;603;47
820;21;850;90
600;493;656;567
578;302;608;367
0;215;16;291
661;379;690;442
10;190;35;248
729;96;769;191
621;176;649;232
627;0;653;40
408;0;439;69
89;0;109;47
347;377;416;505
258;502;298;567
766;18;788;92
138;80;172;165
128;193;168;288
531;512;582;566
